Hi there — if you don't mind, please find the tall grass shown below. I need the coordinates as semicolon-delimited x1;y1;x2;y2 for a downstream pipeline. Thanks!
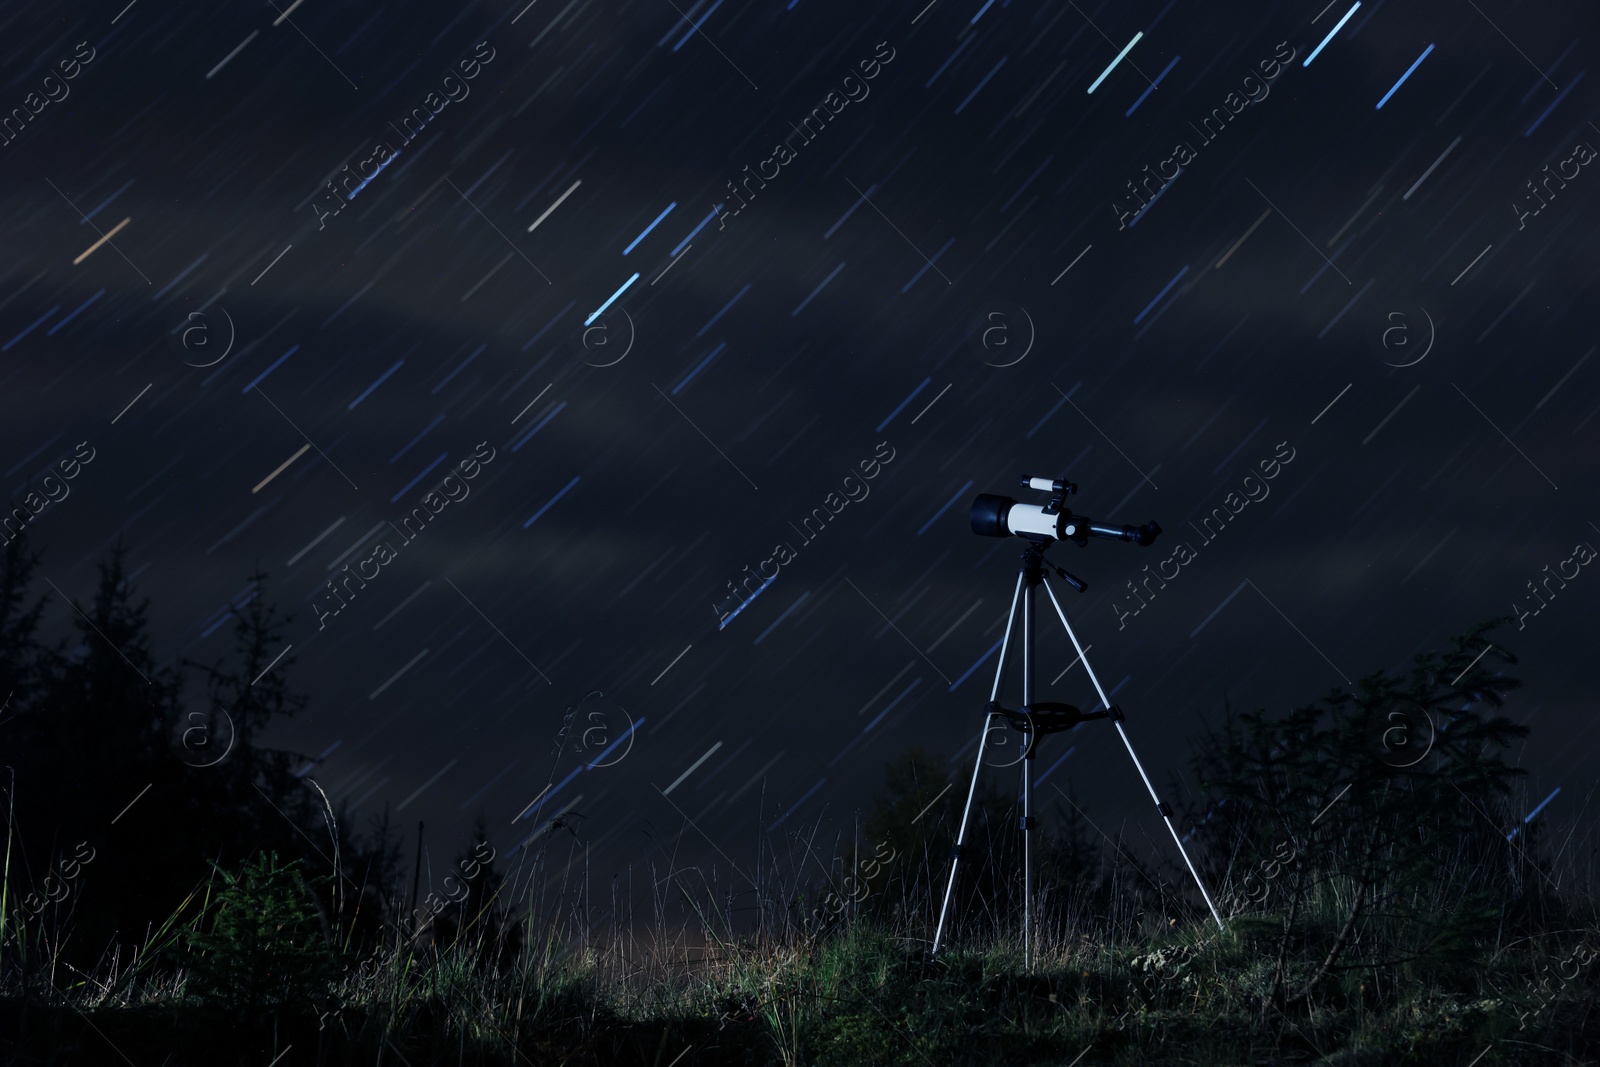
3;777;1597;1066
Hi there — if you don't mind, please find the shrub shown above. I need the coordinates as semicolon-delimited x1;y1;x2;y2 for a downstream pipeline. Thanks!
180;851;338;1013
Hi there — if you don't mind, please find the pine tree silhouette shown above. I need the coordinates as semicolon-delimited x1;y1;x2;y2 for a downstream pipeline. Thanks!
5;544;404;975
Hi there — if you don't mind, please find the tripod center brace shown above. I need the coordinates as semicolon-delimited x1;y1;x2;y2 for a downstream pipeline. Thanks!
932;482;1226;964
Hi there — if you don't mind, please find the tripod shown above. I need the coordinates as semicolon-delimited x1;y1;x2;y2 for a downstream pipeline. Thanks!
931;536;1225;966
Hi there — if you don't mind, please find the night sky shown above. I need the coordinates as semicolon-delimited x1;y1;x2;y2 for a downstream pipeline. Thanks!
4;0;1597;916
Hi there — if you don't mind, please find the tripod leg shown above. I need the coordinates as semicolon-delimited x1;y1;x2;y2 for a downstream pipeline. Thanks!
1021;568;1034;971
1022;743;1033;969
931;709;992;956
933;571;1026;955
1039;576;1227;932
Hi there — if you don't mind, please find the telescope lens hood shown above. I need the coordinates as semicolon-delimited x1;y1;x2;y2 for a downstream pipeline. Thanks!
970;493;1014;537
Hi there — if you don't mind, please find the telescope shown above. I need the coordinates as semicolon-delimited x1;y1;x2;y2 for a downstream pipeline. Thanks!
970;476;1161;546
934;474;1224;964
